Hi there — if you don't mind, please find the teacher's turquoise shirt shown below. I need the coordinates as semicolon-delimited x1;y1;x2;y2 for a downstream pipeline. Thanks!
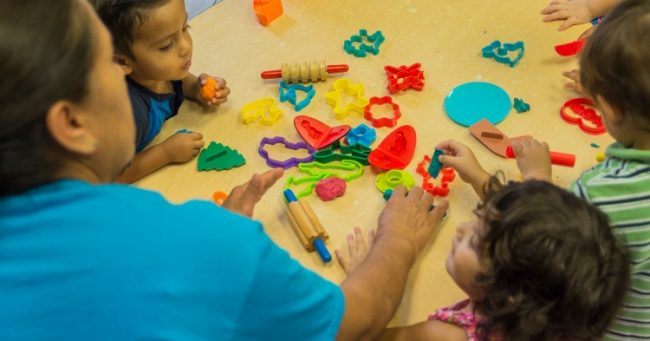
0;180;344;340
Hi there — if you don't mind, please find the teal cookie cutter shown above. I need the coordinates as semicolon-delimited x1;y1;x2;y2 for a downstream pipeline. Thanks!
279;81;315;112
481;40;524;67
343;29;385;58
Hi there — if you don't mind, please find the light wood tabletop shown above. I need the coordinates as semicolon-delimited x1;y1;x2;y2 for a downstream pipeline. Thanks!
137;0;613;326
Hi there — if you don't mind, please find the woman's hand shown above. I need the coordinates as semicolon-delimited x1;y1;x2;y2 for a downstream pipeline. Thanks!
375;186;449;263
222;168;284;217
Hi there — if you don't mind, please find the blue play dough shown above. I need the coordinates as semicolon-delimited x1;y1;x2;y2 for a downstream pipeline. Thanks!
444;82;511;127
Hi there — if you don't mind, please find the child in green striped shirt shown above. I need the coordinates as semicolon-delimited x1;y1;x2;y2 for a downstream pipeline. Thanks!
517;0;650;338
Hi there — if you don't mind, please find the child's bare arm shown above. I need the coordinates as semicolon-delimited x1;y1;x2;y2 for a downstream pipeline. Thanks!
541;0;620;30
377;321;467;341
587;0;622;17
114;132;204;183
182;72;230;107
436;140;491;200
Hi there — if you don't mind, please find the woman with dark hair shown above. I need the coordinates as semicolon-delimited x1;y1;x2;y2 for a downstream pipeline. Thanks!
0;1;448;340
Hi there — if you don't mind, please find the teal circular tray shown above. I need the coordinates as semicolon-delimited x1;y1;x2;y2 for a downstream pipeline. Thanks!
444;81;511;127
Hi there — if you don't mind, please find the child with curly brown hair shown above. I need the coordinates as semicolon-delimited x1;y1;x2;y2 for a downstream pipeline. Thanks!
338;140;630;341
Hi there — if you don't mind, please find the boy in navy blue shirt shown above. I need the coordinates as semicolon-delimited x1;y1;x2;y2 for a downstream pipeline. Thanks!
94;0;230;182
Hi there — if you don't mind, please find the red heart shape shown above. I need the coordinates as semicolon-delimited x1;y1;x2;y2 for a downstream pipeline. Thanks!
368;125;417;170
560;98;605;135
294;115;351;149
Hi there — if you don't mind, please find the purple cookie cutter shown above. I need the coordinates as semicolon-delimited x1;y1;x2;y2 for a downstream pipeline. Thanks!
258;136;315;169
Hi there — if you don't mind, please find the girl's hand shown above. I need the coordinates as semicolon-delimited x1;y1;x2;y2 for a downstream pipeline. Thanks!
511;139;552;181
336;227;376;275
197;74;230;107
161;132;204;163
435;139;489;189
541;0;594;30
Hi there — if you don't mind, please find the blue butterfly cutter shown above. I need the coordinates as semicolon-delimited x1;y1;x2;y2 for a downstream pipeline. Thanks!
343;29;385;58
481;40;525;68
279;81;315;112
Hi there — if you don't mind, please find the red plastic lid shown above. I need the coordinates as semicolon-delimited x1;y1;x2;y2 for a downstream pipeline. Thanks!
554;39;586;57
368;125;417;170
294;115;350;149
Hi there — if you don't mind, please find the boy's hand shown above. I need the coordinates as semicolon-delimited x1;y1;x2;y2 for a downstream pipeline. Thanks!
197;73;230;107
222;169;284;217
161;132;204;163
563;69;586;95
436;139;489;188
336;227;376;275
511;139;552;181
541;0;594;30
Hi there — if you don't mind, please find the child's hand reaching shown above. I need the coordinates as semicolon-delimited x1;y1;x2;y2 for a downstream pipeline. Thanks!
197;74;230;107
436;140;491;197
563;69;587;95
336;227;376;274
511;139;552;182
541;0;594;30
161;132;204;163
561;26;594;95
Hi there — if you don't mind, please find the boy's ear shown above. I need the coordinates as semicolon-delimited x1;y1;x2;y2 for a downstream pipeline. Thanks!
45;101;98;155
114;54;134;75
596;95;624;125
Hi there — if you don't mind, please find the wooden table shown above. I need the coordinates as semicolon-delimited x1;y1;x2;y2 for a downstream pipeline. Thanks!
138;0;613;326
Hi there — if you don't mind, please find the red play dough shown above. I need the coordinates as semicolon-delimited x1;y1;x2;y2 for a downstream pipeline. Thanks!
315;177;346;201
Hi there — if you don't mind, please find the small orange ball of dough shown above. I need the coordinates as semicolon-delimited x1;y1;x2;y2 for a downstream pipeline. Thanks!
200;77;218;101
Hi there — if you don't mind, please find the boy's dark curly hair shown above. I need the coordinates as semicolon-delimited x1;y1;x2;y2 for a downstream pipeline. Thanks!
473;178;629;340
91;0;170;60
